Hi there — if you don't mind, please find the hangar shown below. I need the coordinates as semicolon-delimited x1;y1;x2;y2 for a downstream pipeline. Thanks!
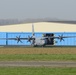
0;22;76;46
0;22;76;32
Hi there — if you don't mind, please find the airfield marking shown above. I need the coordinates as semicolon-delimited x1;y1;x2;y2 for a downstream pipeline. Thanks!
0;61;76;67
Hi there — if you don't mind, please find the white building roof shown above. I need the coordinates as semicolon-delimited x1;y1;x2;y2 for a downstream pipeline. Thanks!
0;22;76;32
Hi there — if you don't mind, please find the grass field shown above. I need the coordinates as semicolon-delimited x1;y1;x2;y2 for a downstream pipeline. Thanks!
0;47;76;75
0;47;76;61
0;54;76;61
0;67;76;75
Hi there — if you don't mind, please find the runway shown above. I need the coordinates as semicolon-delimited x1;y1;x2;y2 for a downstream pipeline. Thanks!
0;61;76;67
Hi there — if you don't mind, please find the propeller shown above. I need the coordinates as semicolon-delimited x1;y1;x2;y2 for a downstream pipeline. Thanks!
15;35;23;43
27;36;32;42
58;34;64;42
27;24;35;44
27;35;35;41
48;36;51;41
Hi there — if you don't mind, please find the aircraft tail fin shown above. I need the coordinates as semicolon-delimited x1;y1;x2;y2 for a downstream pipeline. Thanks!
32;23;35;36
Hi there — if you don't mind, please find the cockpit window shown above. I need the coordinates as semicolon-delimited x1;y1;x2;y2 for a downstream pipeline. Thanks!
42;34;46;37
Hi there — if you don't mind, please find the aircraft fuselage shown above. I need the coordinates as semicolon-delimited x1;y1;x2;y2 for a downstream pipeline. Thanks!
31;37;47;46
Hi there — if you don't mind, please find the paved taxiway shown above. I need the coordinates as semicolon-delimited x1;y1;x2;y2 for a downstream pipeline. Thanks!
0;61;76;67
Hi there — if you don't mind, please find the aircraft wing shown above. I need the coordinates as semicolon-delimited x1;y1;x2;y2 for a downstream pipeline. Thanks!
54;36;76;39
45;36;76;39
44;35;76;42
0;38;29;40
0;37;35;43
0;36;76;40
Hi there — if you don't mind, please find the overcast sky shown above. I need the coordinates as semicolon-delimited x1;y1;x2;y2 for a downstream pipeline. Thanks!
0;0;76;20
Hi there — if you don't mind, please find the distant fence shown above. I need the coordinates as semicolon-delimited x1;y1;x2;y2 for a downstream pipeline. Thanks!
0;32;76;46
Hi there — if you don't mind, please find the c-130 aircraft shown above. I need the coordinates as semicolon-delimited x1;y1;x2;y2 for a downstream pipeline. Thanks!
0;24;76;47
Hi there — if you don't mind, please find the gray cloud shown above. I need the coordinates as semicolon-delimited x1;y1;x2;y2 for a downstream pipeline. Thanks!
0;0;76;20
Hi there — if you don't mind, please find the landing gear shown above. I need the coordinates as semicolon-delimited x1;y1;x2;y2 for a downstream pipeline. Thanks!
31;44;35;47
31;44;37;47
42;44;45;47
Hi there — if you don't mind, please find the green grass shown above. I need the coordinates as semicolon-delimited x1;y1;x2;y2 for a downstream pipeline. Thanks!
0;54;76;61
0;67;76;75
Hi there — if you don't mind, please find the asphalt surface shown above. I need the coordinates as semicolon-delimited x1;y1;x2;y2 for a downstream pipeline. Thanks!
0;61;76;67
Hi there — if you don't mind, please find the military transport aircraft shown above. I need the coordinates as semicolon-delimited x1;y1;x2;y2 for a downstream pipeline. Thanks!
0;24;76;46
